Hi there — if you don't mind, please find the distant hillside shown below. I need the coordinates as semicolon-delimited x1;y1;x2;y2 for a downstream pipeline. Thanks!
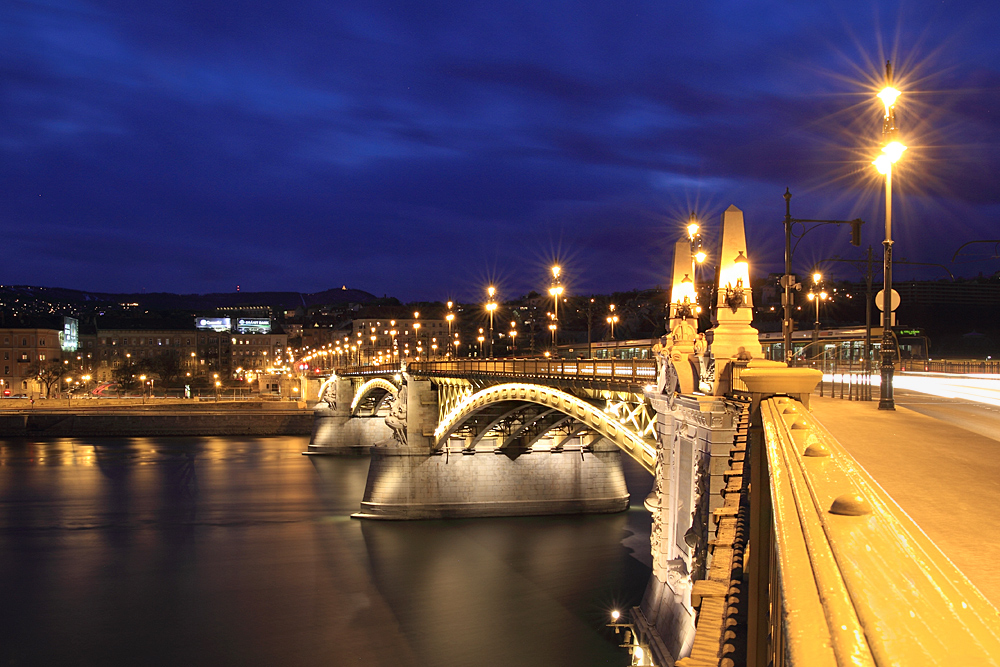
0;284;379;316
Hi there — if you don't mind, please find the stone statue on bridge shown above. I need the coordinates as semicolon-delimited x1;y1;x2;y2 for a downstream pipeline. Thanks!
320;376;338;409
384;383;408;446
653;335;680;407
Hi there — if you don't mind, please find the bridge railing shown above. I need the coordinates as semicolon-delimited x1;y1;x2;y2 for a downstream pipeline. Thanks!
740;395;1000;665
336;363;402;376
406;358;658;384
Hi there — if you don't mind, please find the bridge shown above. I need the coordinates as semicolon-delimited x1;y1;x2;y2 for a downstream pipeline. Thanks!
305;206;1000;665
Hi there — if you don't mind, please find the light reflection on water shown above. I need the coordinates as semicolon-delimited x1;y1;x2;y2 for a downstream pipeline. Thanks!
0;436;651;667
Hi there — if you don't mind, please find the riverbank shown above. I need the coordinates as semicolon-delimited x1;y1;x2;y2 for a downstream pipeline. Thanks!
0;400;313;437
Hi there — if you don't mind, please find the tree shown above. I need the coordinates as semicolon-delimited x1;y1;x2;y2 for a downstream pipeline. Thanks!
27;359;65;398
112;359;139;396
148;349;182;385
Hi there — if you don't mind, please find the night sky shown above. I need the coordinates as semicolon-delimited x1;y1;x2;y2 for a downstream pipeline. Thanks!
4;1;999;302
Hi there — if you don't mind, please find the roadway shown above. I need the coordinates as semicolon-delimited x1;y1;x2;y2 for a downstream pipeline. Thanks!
810;385;1000;607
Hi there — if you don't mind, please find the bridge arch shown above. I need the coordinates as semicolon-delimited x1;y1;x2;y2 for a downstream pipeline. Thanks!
433;383;656;474
351;378;399;416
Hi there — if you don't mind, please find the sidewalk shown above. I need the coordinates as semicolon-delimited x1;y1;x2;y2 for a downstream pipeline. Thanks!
810;395;1000;607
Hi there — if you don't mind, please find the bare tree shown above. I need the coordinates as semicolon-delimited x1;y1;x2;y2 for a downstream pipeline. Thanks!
112;359;139;396
148;350;182;385
27;359;64;398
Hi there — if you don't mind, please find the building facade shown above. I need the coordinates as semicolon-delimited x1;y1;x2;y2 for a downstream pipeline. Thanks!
0;327;64;396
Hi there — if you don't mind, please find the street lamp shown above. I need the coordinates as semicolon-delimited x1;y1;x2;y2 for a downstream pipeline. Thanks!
548;266;564;347
446;302;455;358
873;60;905;411
807;273;828;348
486;288;497;358
509;321;517;356
606;304;618;340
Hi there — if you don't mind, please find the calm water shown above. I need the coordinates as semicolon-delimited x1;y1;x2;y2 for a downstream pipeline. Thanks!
0;436;652;667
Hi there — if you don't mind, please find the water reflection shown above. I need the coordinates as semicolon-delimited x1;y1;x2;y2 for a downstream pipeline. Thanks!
0;437;651;666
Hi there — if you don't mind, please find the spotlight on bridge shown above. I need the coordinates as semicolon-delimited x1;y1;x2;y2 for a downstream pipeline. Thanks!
611;610;620;621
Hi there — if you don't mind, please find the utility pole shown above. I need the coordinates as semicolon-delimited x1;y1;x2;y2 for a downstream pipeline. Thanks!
782;188;864;365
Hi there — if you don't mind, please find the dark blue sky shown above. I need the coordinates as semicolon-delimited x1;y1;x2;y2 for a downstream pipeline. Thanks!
3;0;999;301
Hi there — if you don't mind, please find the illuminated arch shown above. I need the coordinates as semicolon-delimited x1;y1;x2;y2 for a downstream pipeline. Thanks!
351;378;400;416
433;383;656;475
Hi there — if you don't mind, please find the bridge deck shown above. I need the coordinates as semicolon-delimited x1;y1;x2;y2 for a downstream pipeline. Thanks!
810;394;1000;607
339;359;658;390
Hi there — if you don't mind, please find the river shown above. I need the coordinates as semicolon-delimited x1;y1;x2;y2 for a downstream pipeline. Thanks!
0;436;652;667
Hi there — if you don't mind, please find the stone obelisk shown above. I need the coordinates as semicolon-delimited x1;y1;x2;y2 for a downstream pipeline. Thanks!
709;205;762;395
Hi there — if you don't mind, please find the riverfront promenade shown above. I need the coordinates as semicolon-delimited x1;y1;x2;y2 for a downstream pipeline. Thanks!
810;393;1000;606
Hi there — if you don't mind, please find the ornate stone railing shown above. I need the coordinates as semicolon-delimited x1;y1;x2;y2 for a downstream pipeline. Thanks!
743;390;1000;665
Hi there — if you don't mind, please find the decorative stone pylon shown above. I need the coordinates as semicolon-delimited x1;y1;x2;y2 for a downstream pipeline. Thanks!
709;205;763;395
666;239;700;394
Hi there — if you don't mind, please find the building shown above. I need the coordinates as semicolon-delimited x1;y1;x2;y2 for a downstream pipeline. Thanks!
85;327;200;382
0;327;64;396
350;315;450;362
85;325;288;382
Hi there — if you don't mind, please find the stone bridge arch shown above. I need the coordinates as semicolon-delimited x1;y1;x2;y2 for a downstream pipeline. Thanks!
432;383;656;474
351;378;399;416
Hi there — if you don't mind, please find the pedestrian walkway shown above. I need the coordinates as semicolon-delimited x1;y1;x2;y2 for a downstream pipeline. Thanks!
810;395;1000;607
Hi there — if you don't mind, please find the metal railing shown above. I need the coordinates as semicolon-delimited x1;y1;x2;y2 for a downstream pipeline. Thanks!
794;358;874;401
901;358;1000;375
337;358;658;387
745;395;1000;666
336;363;402;376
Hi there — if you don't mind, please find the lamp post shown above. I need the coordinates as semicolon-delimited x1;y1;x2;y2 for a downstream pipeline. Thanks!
446;302;455;358
548;266;564;348
606;304;618;341
807;274;828;347
781;192;865;365
485;289;497;358
873;60;905;410
686;214;706;325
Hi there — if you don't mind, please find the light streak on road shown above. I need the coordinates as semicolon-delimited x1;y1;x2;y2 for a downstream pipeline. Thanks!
822;372;1000;407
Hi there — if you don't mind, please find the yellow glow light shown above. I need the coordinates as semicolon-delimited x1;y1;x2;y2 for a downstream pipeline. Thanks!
695;251;707;263
873;154;892;175
883;141;906;162
687;222;698;238
551;265;560;278
877;86;901;112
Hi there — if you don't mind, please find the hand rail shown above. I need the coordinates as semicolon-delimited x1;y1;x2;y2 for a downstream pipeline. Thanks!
752;396;1000;665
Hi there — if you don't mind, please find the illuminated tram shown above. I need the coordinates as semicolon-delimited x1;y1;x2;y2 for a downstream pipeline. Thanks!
758;327;929;363
560;327;929;363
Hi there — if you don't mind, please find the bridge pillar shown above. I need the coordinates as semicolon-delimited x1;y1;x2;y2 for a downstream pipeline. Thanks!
355;375;630;519
402;375;436;451
638;391;744;663
306;377;391;454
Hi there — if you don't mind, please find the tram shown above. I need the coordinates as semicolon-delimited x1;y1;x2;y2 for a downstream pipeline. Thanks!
758;327;929;364
560;327;929;363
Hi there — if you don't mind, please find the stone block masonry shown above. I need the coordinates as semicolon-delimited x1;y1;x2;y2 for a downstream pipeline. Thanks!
0;406;313;437
354;438;629;520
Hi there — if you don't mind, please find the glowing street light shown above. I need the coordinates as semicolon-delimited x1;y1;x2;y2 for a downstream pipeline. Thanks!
807;273;828;347
606;304;619;340
873;60;905;411
486;288;497;358
548;266;564;349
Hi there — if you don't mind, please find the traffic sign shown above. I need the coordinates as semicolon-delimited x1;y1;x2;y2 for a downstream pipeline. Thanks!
875;289;900;311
